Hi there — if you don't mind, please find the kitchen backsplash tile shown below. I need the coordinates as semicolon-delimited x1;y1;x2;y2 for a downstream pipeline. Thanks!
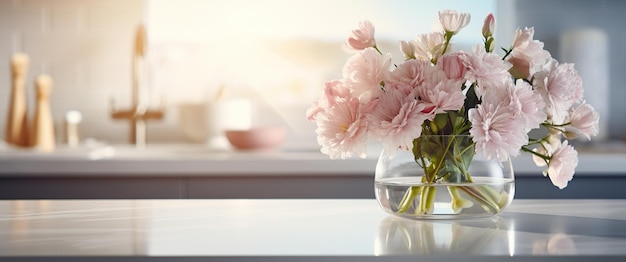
0;0;145;145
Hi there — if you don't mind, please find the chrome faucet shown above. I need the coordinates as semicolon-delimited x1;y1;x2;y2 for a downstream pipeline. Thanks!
110;24;164;147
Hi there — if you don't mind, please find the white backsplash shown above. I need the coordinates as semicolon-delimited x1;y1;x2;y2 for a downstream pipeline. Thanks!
0;0;154;145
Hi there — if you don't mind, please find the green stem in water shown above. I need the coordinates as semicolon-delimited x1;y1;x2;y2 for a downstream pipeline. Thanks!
479;185;509;208
397;186;420;213
418;186;437;215
448;186;474;213
397;136;510;216
458;186;501;213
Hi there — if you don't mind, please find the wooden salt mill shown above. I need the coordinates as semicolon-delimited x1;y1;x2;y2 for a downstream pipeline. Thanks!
4;53;30;147
32;75;55;152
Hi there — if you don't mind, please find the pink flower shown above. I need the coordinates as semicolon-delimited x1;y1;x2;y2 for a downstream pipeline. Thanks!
412;32;446;62
547;140;578;189
534;61;584;124
342;48;391;102
367;87;428;153
482;13;495;38
400;40;416;60
436;52;468;80
306;80;351;121
438;10;471;35
511;27;532;50
483;79;546;132
383;81;415;97
512;80;547;131
343;20;376;53
387;59;431;88
532;135;561;167
462;46;512;98
567;102;600;140
508;27;551;79
507;56;532;80
532;146;549;167
416;75;465;115
469;103;527;161
314;97;369;159
530;135;578;189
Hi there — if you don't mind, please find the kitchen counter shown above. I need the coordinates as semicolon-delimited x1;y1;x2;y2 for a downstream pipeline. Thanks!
1;143;626;199
1;199;625;261
0;144;376;176
1;143;625;176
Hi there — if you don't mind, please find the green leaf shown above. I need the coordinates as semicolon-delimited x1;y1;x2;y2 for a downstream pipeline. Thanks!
433;113;448;133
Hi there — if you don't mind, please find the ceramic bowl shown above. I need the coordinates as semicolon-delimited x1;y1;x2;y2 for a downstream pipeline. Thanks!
225;126;286;150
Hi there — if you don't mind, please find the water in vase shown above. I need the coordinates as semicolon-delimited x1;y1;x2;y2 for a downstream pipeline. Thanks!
375;176;515;219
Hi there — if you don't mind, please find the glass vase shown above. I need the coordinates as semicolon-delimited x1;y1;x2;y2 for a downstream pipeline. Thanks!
375;135;515;219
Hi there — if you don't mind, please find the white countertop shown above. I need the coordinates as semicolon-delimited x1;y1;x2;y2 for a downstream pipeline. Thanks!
1;143;625;176
0;199;625;261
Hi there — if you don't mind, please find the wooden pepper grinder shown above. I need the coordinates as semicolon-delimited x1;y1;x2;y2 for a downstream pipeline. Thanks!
32;75;55;152
4;53;30;147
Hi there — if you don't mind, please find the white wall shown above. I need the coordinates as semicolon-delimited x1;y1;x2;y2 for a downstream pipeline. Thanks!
0;0;151;144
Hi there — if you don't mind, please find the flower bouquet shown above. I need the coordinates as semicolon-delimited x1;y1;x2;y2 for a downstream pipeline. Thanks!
306;10;600;216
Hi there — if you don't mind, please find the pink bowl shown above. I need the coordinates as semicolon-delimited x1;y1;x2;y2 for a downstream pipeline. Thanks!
225;127;286;150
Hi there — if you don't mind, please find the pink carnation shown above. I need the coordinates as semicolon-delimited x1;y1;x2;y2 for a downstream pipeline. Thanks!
534;61;584;124
462;46;512;98
367;87;428;153
342;48;391;103
416;74;465;116
314;97;369;159
437;10;471;35
568;103;600;140
387;59;431;88
531;136;579;189
412;32;446;62
469;103;527;161
510;80;547;131
436;52;468;80
400;40;417;60
343;20;376;52
508;27;551;79
484;79;546;132
547;140;578;189
306;80;351;121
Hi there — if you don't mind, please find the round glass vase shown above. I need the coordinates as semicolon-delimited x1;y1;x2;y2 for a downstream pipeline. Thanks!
374;135;515;219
